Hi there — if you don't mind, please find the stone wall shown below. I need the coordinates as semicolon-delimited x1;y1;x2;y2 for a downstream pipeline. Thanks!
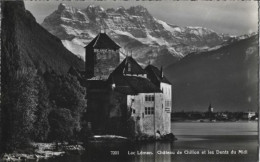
161;82;172;134
106;91;129;136
127;94;143;135
127;93;165;136
94;49;120;79
86;87;110;133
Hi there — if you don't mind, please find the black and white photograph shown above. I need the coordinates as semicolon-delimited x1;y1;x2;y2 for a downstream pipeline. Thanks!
0;0;259;161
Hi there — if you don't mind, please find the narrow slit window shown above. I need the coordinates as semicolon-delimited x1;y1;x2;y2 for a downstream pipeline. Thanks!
128;63;131;72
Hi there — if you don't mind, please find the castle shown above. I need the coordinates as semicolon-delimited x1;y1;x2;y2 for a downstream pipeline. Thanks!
72;32;172;137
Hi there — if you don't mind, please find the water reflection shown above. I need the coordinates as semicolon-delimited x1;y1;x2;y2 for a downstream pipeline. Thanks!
40;135;258;162
132;142;173;162
40;122;258;162
43;141;175;162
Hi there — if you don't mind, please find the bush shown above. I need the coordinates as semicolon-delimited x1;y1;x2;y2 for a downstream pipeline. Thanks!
44;72;87;142
48;108;75;143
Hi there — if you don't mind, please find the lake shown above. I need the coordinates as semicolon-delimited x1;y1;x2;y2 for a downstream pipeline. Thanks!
40;122;258;162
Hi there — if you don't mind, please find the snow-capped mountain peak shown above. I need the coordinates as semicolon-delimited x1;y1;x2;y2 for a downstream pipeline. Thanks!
42;3;232;67
57;3;77;13
85;5;105;13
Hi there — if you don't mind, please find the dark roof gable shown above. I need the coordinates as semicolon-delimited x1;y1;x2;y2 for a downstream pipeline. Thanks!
108;75;161;95
84;33;120;49
145;65;171;85
107;56;161;94
112;56;147;75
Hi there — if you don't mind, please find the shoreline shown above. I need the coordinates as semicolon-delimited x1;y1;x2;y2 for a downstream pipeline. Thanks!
171;120;258;123
175;134;258;140
1;121;257;161
171;122;258;136
1;143;85;161
1;134;257;161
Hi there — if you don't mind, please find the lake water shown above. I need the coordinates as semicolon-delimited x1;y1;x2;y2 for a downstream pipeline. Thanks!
40;122;258;162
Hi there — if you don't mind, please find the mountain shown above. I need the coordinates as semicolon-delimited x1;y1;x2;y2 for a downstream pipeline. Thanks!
41;3;231;67
2;1;84;75
164;34;258;112
1;1;86;151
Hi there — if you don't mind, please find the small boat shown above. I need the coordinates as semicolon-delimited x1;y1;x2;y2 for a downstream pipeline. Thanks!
88;135;129;143
87;135;132;148
85;135;133;158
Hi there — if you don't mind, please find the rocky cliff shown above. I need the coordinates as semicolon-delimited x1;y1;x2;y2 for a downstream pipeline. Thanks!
42;3;231;67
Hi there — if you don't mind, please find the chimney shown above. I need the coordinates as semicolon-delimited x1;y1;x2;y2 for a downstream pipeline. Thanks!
208;103;211;111
160;66;163;78
100;26;102;33
111;77;116;90
104;26;106;33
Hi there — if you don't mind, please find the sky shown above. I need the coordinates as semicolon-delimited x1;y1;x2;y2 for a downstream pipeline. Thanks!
24;0;258;36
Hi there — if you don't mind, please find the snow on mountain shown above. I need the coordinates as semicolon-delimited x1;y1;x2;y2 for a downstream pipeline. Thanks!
62;39;85;60
155;19;182;33
42;3;232;67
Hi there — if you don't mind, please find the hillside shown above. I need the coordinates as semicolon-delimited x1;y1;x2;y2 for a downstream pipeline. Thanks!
165;35;258;112
2;1;84;75
1;1;86;152
41;3;231;67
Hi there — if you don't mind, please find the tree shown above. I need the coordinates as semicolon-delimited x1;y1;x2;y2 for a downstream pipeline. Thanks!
32;76;51;142
44;72;87;142
2;67;38;152
48;108;75;143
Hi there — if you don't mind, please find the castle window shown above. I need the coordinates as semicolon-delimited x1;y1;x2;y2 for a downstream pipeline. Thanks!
145;95;154;101
145;107;154;115
165;100;171;108
128;63;131;72
165;103;171;113
151;107;154;114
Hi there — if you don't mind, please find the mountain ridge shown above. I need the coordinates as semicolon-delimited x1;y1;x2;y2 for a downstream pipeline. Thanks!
165;34;258;112
41;3;232;67
2;1;85;75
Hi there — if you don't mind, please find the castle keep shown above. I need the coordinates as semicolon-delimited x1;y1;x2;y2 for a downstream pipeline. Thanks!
77;32;172;137
85;32;120;80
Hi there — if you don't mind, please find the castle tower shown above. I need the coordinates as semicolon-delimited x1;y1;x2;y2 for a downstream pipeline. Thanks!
84;32;120;79
208;103;214;121
145;65;172;134
208;103;213;113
